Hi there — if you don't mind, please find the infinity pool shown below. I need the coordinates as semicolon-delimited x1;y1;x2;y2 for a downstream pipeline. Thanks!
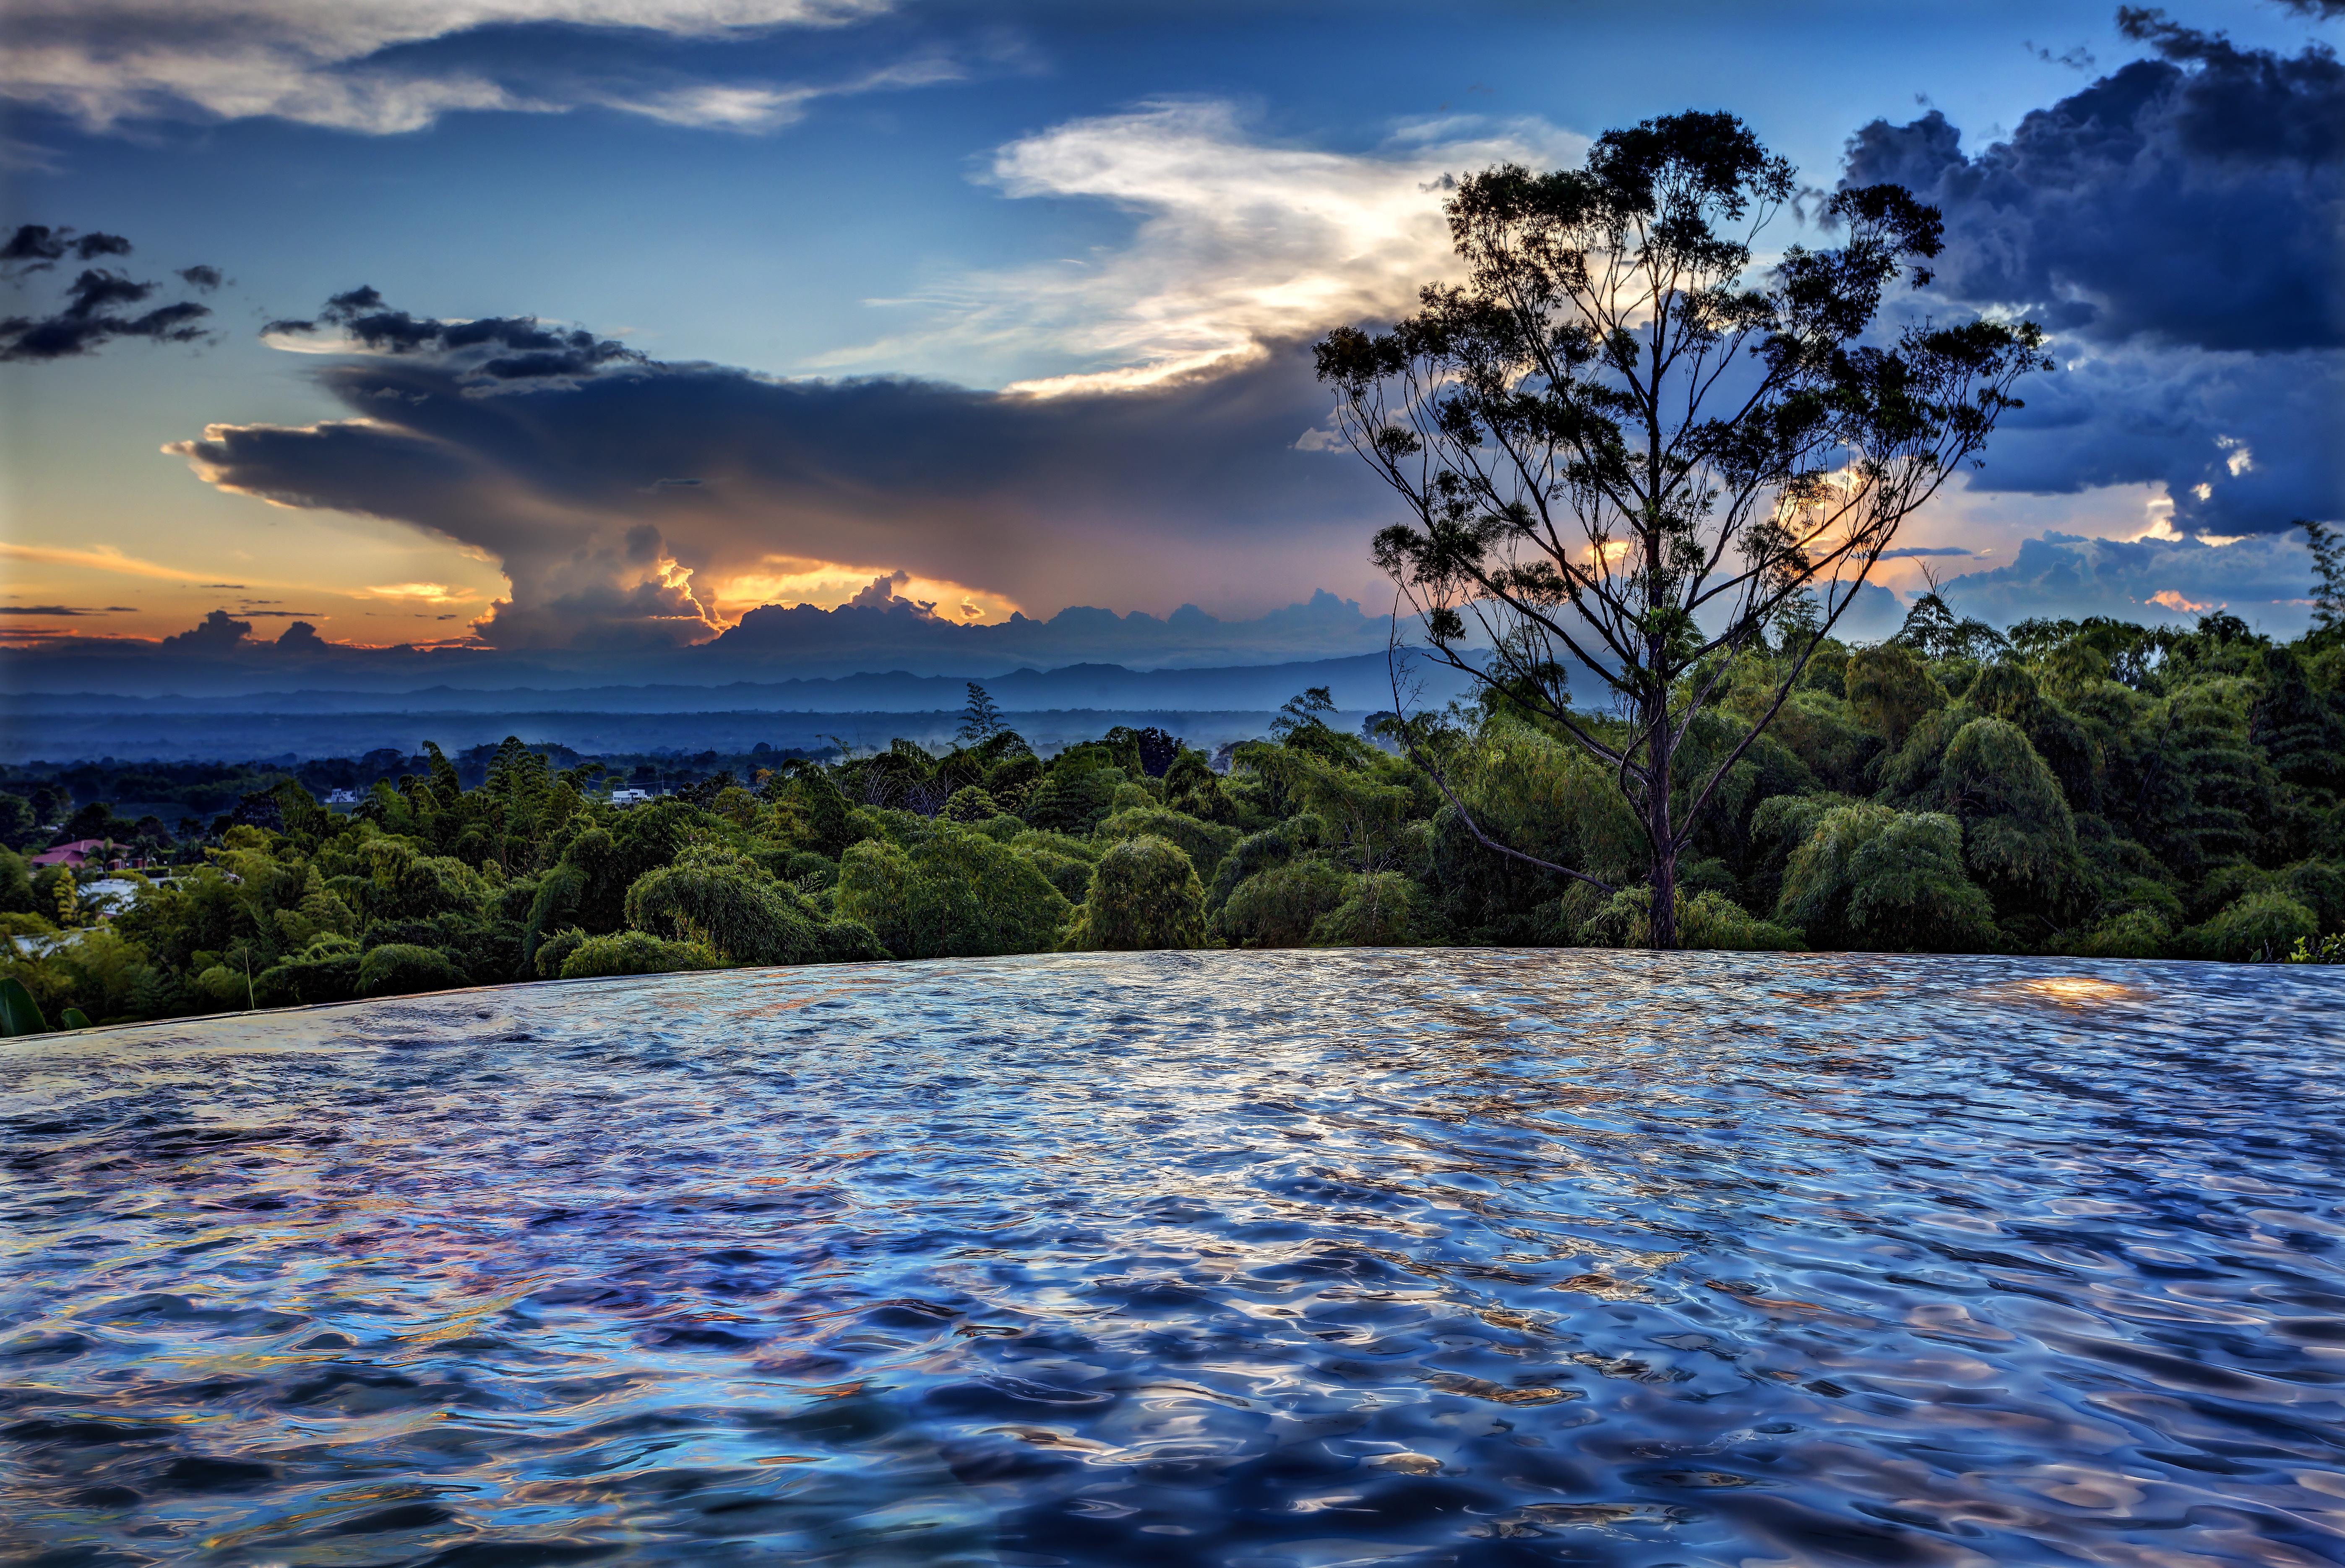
3;950;2342;1565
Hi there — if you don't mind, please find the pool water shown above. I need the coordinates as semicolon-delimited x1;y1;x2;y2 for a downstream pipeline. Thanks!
3;949;2342;1566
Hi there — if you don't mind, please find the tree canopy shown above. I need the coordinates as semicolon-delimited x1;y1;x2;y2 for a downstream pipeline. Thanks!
1315;109;2047;945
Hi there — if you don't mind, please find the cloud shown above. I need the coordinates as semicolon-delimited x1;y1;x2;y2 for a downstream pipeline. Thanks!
159;608;254;650
0;224;132;274
0;227;221;361
169;328;1396;648
0;604;108;615
832;102;1586;390
1961;343;2342;537
1844;19;2343;536
1938;530;2322;633
0;0;947;135
265;286;641;381
153;107;1605;649
1879;547;1981;558
1845;24;2342;353
0;540;233;581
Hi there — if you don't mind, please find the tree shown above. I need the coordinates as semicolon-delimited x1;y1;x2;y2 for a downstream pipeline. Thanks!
2303;519;2343;647
957;682;1006;745
1315;110;2045;947
1065;836;1207;951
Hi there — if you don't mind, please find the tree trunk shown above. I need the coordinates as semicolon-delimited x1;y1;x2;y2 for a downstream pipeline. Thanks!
1647;784;1678;949
1644;669;1680;951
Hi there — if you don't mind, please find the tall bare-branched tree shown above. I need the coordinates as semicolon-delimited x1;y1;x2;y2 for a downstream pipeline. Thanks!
1315;111;2048;948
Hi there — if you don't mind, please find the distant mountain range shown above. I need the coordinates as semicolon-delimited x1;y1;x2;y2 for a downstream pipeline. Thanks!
0;654;1489;764
1;590;1415;699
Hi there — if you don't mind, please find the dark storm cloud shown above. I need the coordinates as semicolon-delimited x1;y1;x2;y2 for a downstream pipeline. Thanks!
267;286;642;382
159;609;253;650
1967;343;2342;537
0;224;133;274
1845;14;2343;535
0;227;220;361
1845;21;2342;352
172;308;1388;650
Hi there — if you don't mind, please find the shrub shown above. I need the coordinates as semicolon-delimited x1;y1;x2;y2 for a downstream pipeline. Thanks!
1938;716;2082;918
782;851;839;890
558;930;723;979
1214;858;1348;947
1065;835;1206;951
2283;858;2345;932
1311;871;1422;947
836;827;1073;959
818;919;888;964
1776;804;1999;952
1015;846;1094;904
2183;890;2320;962
1846;643;1945;750
1096;806;1242;879
0;847;35;916
257;935;363;1007
942;786;1000;823
624;843;829;966
2066;909;2170;959
534;925;587;979
357;942;469;998
1578;886;1800;951
1021;766;1124;836
1206;825;1299;912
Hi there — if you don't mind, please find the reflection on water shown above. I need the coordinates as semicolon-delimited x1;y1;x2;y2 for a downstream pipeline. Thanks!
3;948;2342;1567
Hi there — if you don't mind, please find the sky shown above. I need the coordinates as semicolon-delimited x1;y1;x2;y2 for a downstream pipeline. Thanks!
1;0;2338;683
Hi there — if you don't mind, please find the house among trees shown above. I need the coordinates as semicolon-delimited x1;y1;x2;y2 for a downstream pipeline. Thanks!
29;839;119;871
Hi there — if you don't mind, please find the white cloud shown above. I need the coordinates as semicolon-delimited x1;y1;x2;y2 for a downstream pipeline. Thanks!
825;102;1587;393
594;52;958;130
0;0;890;133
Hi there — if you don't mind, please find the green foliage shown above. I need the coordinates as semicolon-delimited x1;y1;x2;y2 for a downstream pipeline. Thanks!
836;826;1073;959
942;786;1001;823
1021;764;1126;836
1579;886;1800;951
10;596;2337;1026
1096;807;1242;880
623;841;836;967
1846;644;1946;751
1311;871;1423;947
2286;932;2345;964
0;847;36;916
2184;890;2321;963
1936;716;2084;925
0;976;48;1036
534;926;587;979
1777;804;1999;952
357;943;469;998
1214;858;1349;948
1065;835;1206;951
558;930;724;979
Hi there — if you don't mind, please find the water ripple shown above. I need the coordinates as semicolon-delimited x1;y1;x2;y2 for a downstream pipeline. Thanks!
3;949;2342;1565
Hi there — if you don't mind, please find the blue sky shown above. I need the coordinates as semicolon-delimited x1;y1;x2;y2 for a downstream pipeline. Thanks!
1;0;2337;672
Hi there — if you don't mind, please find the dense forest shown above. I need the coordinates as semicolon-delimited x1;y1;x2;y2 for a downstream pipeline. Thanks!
4;596;2342;1029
